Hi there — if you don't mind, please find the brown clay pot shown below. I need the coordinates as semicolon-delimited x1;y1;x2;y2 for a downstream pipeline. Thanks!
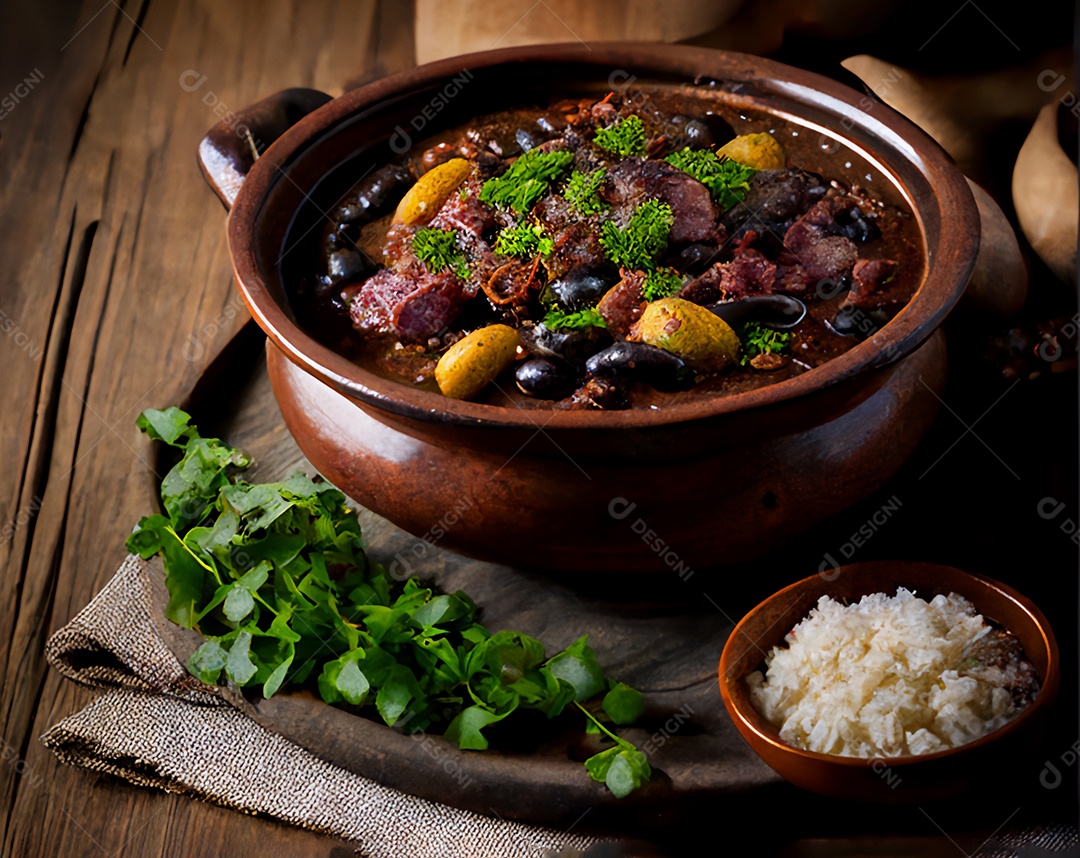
199;44;979;572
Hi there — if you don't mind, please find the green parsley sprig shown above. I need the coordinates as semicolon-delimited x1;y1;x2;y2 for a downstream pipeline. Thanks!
739;322;792;365
479;148;574;214
493;223;554;259
412;227;469;279
594;115;647;158
641;267;685;302
127;408;649;796
665;147;756;211
543;306;608;331
600;199;674;272
563;168;609;216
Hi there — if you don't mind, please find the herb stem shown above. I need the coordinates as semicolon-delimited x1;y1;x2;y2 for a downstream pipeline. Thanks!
574;700;631;748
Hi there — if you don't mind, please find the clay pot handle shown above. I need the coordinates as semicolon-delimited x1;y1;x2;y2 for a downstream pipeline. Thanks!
198;88;332;209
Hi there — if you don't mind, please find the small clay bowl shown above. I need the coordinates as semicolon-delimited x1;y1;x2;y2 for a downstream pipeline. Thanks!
718;560;1059;802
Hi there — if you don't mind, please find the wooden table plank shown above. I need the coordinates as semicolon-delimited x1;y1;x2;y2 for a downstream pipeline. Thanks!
0;1;413;854
0;1;1074;855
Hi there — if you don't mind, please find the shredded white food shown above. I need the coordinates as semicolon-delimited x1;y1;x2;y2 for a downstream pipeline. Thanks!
746;588;1027;757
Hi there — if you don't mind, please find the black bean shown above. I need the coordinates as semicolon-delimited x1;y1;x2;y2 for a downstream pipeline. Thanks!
515;358;576;399
327;248;367;282
519;323;611;366
708;295;807;330
586;342;694;391
333;163;413;225
548;268;611;311
699;111;736;147
833;206;881;243
666;116;717;149
829;305;880;337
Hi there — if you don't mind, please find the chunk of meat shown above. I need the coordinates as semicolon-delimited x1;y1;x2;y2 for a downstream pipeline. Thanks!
781;235;858;285
350;266;466;342
723;169;827;240
381;222;420;268
781;197;859;285
545;221;607;280
563;97;618;129
567;375;630;410
853;258;899;290
419;139;503;175
607;157;719;244
843;258;903;310
531;192;608;279
679;265;724;305
428;176;497;243
772;262;818;296
597;270;647;338
680;248;777;304
720;248;778;299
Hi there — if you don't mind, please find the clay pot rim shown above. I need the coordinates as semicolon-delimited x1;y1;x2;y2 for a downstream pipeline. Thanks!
227;42;979;431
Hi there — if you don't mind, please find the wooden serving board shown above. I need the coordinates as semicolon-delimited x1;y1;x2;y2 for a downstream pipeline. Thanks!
167;322;1078;850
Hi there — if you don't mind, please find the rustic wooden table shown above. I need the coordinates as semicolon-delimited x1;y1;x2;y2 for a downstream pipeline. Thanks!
1;2;414;854
1;1;1075;856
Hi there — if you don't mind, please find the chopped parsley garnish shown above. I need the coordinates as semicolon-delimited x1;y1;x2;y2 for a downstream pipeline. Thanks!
600;199;673;272
543;307;608;331
412;227;469;279
594;114;647;158
641;267;684;302
478;148;574;214
493;222;554;259
127;408;649;797
665;147;756;211
739;322;792;365
563;168;609;216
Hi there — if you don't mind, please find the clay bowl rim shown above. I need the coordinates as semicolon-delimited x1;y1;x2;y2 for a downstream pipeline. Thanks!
717;561;1060;786
227;42;980;431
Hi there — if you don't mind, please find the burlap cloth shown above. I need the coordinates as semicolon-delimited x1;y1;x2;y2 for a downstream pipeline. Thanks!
42;554;607;857
41;555;1079;857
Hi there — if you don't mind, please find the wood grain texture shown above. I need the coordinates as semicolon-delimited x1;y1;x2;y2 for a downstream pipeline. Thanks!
0;1;412;855
0;2;1075;855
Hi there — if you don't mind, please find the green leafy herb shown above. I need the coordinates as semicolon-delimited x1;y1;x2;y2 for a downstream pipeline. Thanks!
665;147;756;211
412;227;469;279
478;148;574;214
600;199;673;272
563;168;609;216
493;223;554;259
603;682;646;725
543;307;608;331
739;322;792;365
129;409;649;797
593;115;647;158
577;702;652;798
641;267;684;302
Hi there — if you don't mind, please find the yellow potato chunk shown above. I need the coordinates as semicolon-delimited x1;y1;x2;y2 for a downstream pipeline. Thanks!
435;324;520;400
393;158;472;226
634;298;740;373
718;132;786;170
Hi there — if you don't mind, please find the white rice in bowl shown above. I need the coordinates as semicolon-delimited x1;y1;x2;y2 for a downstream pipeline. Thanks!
746;588;1039;758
